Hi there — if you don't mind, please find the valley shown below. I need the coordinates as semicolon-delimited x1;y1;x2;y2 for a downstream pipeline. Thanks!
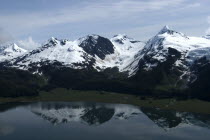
2;1;210;139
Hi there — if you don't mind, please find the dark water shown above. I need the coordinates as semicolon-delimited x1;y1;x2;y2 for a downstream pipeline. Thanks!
0;102;210;140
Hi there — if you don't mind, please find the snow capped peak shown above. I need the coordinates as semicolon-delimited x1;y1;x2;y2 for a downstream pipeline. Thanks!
12;43;19;49
136;26;210;73
49;37;57;41
164;25;170;30
157;25;187;38
0;43;27;53
47;37;59;45
158;25;170;34
11;43;27;53
0;43;27;62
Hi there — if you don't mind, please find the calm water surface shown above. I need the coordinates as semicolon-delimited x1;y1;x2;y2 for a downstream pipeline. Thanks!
0;102;210;140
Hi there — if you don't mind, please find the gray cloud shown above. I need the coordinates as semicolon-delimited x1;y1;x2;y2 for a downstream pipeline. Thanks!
206;16;210;35
0;0;187;32
17;37;40;50
0;28;13;44
0;0;207;41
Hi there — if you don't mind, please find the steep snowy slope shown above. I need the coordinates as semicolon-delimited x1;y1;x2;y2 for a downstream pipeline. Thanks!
0;43;27;62
11;37;93;70
127;26;210;76
94;34;145;73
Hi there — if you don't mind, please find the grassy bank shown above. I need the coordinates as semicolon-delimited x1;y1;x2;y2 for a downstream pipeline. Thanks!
0;88;210;114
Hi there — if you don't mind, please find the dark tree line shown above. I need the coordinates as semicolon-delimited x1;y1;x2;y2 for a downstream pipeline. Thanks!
0;59;210;101
0;68;44;97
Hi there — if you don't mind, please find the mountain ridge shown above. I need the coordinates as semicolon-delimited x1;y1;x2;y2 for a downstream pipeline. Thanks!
2;33;145;75
1;26;210;99
1;26;210;78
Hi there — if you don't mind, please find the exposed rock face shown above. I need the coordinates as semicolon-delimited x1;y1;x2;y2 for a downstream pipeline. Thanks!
78;35;115;60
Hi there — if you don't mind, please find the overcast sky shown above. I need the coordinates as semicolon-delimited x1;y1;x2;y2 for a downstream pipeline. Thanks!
0;0;210;49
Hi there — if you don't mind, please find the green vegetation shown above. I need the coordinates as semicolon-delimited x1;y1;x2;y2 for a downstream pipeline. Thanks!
1;88;210;114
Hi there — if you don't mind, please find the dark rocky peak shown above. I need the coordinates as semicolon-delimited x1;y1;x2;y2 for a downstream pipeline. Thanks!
78;34;114;60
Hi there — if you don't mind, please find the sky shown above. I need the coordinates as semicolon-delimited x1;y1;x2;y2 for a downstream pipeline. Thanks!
0;0;210;50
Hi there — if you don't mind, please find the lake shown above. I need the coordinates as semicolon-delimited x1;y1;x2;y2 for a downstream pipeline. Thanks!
0;102;210;140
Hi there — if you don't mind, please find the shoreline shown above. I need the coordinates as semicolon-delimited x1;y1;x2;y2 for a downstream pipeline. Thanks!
1;88;210;114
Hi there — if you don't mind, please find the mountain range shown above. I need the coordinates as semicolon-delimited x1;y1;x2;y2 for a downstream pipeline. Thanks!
1;26;210;99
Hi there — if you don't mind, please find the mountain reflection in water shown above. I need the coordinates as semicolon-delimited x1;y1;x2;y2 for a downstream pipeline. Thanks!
30;102;141;125
0;102;210;140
